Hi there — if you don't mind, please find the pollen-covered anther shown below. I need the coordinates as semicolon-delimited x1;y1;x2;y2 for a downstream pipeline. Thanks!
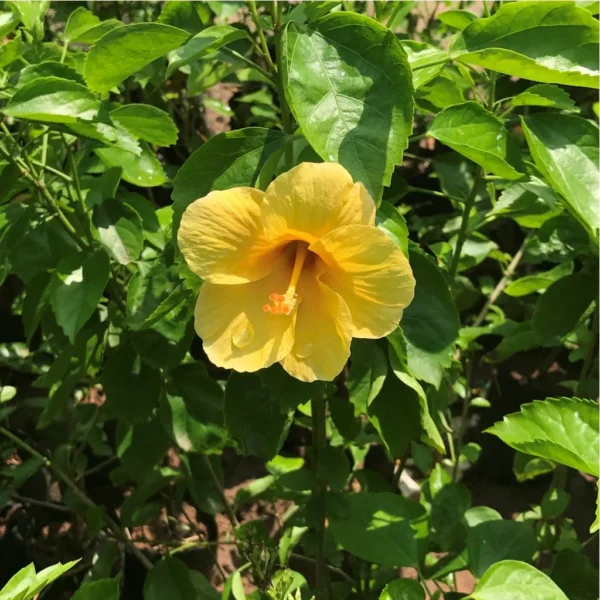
264;292;297;316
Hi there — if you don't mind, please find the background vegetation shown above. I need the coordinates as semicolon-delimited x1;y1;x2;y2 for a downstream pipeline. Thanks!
0;1;598;599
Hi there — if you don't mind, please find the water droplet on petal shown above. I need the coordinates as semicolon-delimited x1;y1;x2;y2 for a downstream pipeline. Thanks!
232;322;254;348
296;343;314;359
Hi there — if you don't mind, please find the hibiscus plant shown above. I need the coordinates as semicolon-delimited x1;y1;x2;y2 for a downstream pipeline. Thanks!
0;1;598;599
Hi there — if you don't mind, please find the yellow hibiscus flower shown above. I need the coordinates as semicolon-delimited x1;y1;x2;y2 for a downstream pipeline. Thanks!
178;162;415;382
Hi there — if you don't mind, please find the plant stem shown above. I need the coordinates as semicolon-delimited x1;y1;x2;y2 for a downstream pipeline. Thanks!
449;169;481;281
577;301;599;395
273;10;294;166
247;0;276;72
290;553;355;585
472;234;530;328
452;356;473;481
0;425;153;570
311;395;330;600
200;453;239;529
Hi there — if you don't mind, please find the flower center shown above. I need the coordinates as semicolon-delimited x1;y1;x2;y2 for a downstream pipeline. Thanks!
263;243;308;316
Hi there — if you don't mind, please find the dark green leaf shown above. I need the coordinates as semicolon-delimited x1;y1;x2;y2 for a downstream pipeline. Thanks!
486;397;599;477
551;549;599;600
453;2;599;88
429;102;525;179
158;1;208;34
92;199;143;265
532;272;597;341
85;23;190;92
71;578;119;600
3;77;100;123
380;579;425;600
143;557;195;600
50;250;109;343
348;339;387;416
329;492;429;567
225;372;293;460
110;104;178;147
282;12;414;202
397;249;460;388
521;113;599;242
416;76;465;111
102;343;162;424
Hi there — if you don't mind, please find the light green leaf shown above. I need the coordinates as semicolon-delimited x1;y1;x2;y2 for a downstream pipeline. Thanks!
16;62;85;88
0;33;24;69
521;113;599;242
453;1;599;89
329;492;429;567
504;262;573;297
92;199;143;265
532;272;597;341
510;84;576;110
85;23;190;92
380;579;425;600
64;6;100;43
10;0;49;31
400;40;448;89
282;12;414;202
72;19;123;44
0;385;16;402
110;104;178;146
486;397;599;477
513;451;555;483
438;9;477;31
95;143;167;187
429;101;525;179
467;560;568;600
171;127;289;219
398;249;460;389
50;250;110;343
486;176;563;229
3;77;100;123
0;12;19;39
467;520;537;578
377;201;409;257
166;25;248;77
0;560;80;600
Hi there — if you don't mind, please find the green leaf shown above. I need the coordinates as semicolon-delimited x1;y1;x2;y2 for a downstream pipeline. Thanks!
144;557;196;600
92;199;143;265
400;40;448;89
95;143;167;187
71;578;119;600
532;272;597;341
504;262;573;297
467;520;538;578
166;25;248;77
486;177;563;229
510;84;576;110
486;397;599;477
397;249;460;388
158;1;208;34
85;23;190;92
328;492;429;567
102;343;162;424
431;482;471;552
3;77;100;123
513;451;555;483
16;62;85;88
429;101;525;180
110;104;178;147
0;560;80;600
225;372;293;460
171;127;289;218
50;250;109;343
377;202;409;257
438;9;477;31
416;76;465;111
521;113;599;242
282;12;414;202
551;549;600;600
468;560;568;600
10;0;49;31
380;579;425;600
72;20;124;44
452;1;599;89
0;33;24;69
348;339;387;416
64;6;100;43
0;12;19;39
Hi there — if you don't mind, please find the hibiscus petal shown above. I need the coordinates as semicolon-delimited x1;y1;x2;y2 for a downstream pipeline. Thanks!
281;260;353;382
195;251;296;372
178;187;283;284
261;162;375;244
310;225;415;339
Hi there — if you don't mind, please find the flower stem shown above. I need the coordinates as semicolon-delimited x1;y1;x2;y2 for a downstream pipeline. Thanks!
311;395;330;599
